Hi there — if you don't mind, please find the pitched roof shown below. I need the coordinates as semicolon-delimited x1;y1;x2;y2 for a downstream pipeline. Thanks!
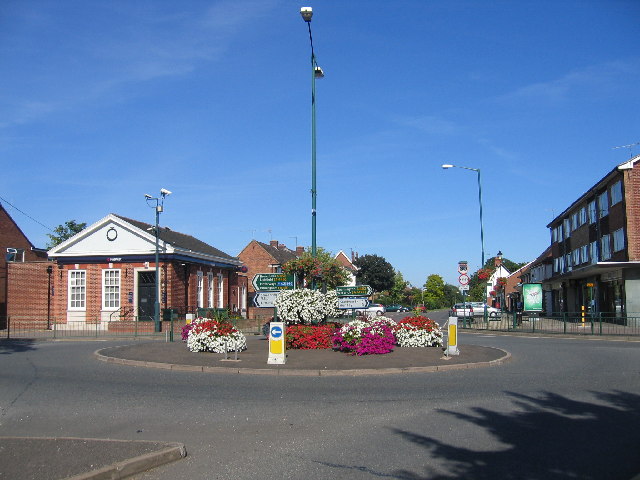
113;214;238;263
255;241;298;265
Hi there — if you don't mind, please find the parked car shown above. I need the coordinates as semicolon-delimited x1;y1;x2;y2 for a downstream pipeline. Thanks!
449;303;474;318
364;303;386;315
385;304;410;312
470;302;500;317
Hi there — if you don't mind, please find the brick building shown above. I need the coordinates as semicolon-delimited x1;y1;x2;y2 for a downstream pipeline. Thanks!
0;202;48;320
237;240;303;320
9;214;247;329
334;250;358;286
546;155;640;320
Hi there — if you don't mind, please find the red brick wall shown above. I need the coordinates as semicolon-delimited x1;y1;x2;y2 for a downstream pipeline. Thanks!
7;261;52;318
237;240;280;320
624;166;640;261
1;205;46;316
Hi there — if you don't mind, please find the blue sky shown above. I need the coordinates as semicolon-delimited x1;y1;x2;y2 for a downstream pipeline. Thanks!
1;0;639;286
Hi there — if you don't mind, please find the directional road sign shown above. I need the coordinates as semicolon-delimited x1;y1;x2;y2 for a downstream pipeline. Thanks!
338;297;370;309
253;291;279;308
252;273;294;292
336;285;373;297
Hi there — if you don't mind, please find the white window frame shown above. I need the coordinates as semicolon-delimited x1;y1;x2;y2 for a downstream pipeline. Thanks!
588;200;597;224
217;273;224;309
563;218;571;236
598;191;609;218
102;269;121;310
196;271;204;308
613;228;625;252
590;241;598;264
68;270;86;310
207;272;214;308
610;180;623;206
580;245;589;264
601;234;611;260
6;248;25;262
579;207;587;226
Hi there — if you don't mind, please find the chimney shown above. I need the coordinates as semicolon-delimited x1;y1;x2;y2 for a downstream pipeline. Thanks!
278;243;286;250
296;246;305;256
495;250;503;268
270;240;278;248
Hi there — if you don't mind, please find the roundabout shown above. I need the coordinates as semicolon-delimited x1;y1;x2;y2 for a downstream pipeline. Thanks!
94;336;511;376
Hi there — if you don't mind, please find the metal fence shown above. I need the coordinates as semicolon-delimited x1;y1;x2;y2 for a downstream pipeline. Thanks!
0;315;265;340
457;311;640;337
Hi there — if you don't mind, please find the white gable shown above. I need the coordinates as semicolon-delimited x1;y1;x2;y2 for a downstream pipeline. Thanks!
48;214;172;258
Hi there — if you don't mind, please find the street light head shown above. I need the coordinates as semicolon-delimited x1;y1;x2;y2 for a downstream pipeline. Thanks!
314;65;324;78
441;164;454;169
144;194;153;199
300;6;313;22
160;188;172;197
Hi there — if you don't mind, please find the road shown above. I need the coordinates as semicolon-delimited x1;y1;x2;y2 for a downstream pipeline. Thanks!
1;317;639;479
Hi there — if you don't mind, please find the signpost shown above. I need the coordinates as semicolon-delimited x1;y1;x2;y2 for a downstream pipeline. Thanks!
253;291;279;308
336;285;373;297
252;273;294;292
337;297;370;309
458;261;469;327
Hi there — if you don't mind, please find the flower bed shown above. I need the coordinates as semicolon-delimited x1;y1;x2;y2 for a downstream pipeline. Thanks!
394;315;443;348
286;323;340;350
274;289;341;325
333;317;397;355
185;317;247;353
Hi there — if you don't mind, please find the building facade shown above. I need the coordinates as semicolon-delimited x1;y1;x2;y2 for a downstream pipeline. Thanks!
13;214;248;328
237;239;303;320
546;155;640;320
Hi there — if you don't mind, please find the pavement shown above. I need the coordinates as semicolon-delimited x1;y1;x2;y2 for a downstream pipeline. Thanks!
1;335;509;479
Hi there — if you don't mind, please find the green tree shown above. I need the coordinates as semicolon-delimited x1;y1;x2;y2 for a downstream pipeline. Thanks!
282;247;349;290
378;271;410;305
46;220;87;248
423;274;445;309
353;254;395;293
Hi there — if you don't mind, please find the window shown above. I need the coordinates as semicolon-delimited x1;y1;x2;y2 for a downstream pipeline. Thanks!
579;207;587;226
563;218;571;236
590;241;598;264
598;191;609;218
207;273;214;308
581;245;589;264
610;180;623;206
601;234;611;260
572;249;581;266
588;200;597;223
217;273;224;308
6;248;25;262
69;270;86;310
571;212;579;231
196;271;204;308
102;269;120;309
565;253;572;272
613;228;625;252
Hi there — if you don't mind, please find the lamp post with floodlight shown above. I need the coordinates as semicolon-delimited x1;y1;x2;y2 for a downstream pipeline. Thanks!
441;164;488;323
300;6;324;262
145;188;171;332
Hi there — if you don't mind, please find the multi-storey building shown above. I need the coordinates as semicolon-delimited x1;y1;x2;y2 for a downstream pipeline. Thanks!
546;155;640;318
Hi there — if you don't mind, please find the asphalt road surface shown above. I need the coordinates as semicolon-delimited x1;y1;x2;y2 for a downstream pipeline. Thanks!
1;317;639;480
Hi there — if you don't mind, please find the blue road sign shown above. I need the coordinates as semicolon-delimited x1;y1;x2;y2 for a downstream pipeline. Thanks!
270;325;283;339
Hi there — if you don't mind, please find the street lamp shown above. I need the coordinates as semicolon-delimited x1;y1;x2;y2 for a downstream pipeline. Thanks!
301;6;324;261
145;188;172;332
442;164;488;323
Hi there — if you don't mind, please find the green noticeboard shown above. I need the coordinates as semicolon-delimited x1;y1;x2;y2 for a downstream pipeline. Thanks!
523;283;543;312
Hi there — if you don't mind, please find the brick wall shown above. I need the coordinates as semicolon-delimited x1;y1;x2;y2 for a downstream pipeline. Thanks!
7;261;52;318
624;166;640;261
1;204;47;316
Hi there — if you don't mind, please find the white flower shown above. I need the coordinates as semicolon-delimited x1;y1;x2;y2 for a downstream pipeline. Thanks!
274;289;341;325
186;317;247;353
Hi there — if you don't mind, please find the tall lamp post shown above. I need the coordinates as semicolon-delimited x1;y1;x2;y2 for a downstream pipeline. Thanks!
301;7;324;261
442;164;488;323
145;188;172;332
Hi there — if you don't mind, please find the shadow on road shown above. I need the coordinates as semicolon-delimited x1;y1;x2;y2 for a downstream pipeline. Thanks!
392;390;640;480
0;339;37;354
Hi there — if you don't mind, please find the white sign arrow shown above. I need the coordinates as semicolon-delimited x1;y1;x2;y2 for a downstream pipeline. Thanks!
253;291;279;308
338;297;370;309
